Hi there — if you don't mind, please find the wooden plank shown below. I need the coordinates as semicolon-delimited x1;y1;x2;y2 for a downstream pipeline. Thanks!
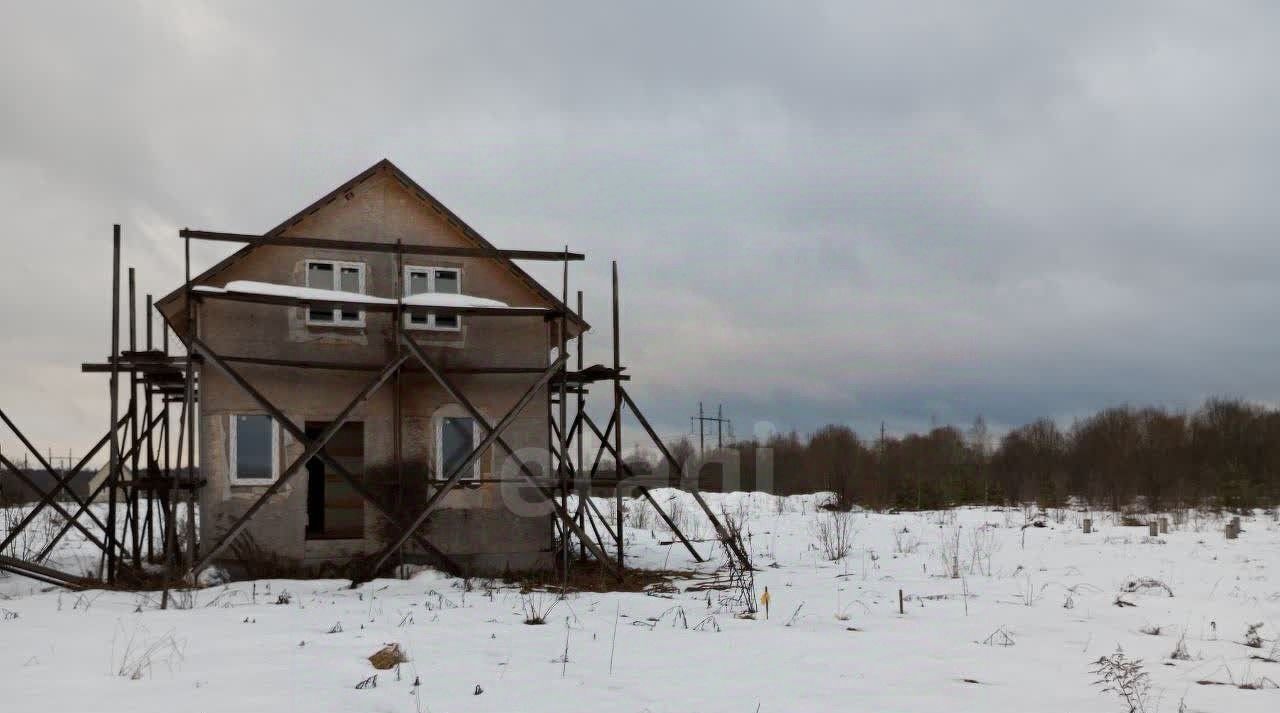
0;453;112;555
182;353;548;375
107;225;122;582
578;412;703;562
81;362;186;374
0;554;91;589
128;477;206;489
612;261;624;570
620;386;752;570
584;410;617;482
193;289;558;317
35;411;164;563
0;408;119;551
179;229;585;261
0;414;126;555
581;489;619;545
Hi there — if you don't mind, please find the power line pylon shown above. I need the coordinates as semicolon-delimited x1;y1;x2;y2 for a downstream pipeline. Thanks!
691;402;732;455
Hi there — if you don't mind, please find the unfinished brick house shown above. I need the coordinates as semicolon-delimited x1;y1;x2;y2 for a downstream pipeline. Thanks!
0;162;750;590
155;159;591;576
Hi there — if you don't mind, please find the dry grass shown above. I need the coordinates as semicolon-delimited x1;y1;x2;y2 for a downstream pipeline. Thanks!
1120;577;1174;598
504;559;693;594
111;621;186;680
810;510;855;561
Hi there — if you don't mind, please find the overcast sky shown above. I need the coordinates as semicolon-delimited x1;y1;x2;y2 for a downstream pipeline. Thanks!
2;2;1278;462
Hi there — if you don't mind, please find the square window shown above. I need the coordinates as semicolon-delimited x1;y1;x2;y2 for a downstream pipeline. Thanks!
307;262;335;289
305;260;365;326
434;269;459;294
404;266;463;331
409;270;430;295
339;266;361;292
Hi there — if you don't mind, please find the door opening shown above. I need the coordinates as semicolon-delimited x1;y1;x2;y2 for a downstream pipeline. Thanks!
305;421;365;539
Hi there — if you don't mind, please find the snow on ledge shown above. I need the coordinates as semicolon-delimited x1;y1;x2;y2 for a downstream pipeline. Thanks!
403;292;513;309
193;280;542;311
195;280;396;305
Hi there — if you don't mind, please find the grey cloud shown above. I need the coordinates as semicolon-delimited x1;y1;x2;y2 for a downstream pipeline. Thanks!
2;2;1278;457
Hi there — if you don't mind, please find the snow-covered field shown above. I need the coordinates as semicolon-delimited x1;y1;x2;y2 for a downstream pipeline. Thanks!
2;492;1279;712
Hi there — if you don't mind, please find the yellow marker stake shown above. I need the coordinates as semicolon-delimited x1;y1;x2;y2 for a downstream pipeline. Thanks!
761;586;771;619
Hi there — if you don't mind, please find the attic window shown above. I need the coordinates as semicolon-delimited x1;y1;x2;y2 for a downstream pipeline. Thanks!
305;260;366;326
404;266;462;331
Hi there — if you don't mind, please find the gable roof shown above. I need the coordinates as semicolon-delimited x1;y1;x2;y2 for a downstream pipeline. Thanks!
155;158;588;335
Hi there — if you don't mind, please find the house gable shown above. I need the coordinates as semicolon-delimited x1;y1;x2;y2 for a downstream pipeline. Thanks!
156;159;586;338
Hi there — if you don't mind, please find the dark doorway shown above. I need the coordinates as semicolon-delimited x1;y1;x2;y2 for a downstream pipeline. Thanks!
305;421;365;539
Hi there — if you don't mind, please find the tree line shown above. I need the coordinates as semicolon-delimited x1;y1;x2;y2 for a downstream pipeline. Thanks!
640;397;1280;511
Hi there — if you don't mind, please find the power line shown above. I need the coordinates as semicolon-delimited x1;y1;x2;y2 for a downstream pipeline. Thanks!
690;402;732;454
